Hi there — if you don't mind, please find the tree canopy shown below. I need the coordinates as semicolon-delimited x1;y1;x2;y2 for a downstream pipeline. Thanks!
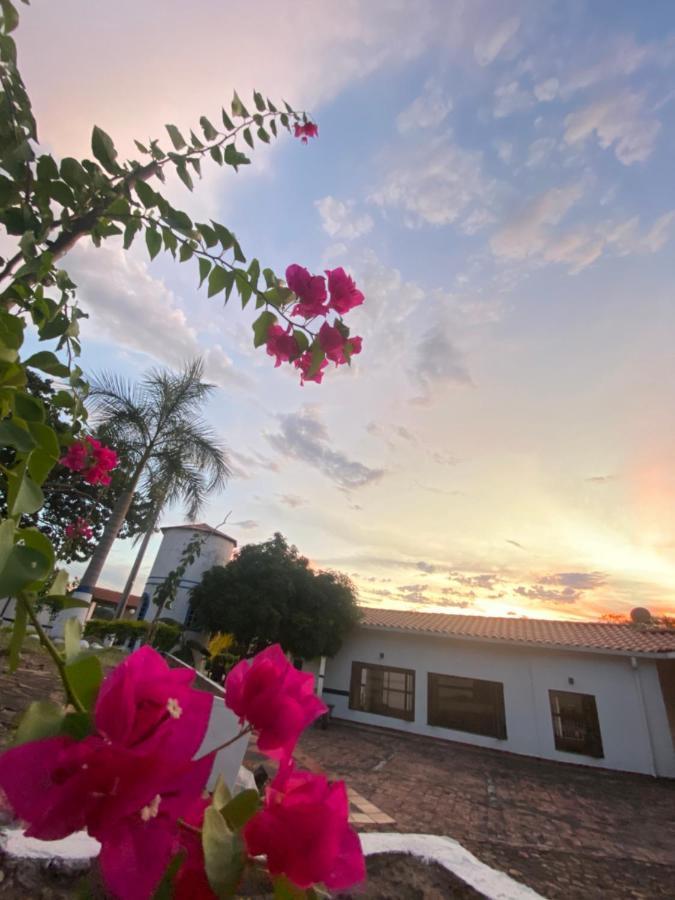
0;372;152;561
189;533;361;659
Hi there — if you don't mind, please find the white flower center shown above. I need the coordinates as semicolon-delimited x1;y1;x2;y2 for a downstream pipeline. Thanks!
166;697;182;719
140;794;162;822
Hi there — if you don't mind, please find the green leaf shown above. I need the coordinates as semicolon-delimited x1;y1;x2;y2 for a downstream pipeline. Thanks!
200;116;219;141
212;775;232;812
231;91;249;118
28;448;57;486
223;144;250;169
293;330;309;354
189;129;204;149
49;181;76;208
145;227;162;260
270;119;278;138
198;257;211;288
252;310;277;348
64;655;103;711
152;852;187;900
15;700;64;745
20;528;55;578
24;350;69;377
1;0;20;34
135;179;157;208
49;568;69;597
175;162;193;191
202;807;245;898
306;342;326;379
60;157;88;187
65;616;82;662
209;145;222;165
243;128;254;149
253;90;266;112
106;196;130;217
179;242;194;262
0;534;45;597
0;417;36;452
8;598;27;673
60;711;93;740
27;421;60;458
7;464;44;517
165;124;186;150
91;125;119;173
134;139;149;155
257;127;270;144
221;108;235;131
222;789;260;830
14;390;44;422
124;218;141;249
273;876;307;900
36;154;59;180
211;222;234;250
207;265;229;298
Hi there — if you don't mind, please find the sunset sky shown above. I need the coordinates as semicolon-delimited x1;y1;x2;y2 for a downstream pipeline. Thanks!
15;0;675;621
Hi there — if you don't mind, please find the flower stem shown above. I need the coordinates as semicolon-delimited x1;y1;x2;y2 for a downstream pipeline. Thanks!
178;818;202;837
19;592;85;713
196;724;253;759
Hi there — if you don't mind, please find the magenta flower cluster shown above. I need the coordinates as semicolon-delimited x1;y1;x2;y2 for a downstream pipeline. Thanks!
266;265;364;385
60;435;118;485
0;644;365;898
64;516;93;541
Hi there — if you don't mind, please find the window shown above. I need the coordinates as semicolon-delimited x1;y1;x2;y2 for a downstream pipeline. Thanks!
549;690;603;758
427;673;507;739
349;662;415;721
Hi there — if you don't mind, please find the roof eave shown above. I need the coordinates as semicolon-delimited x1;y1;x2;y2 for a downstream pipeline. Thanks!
358;622;675;660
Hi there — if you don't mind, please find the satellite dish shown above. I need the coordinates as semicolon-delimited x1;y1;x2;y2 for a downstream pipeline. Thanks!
630;607;652;624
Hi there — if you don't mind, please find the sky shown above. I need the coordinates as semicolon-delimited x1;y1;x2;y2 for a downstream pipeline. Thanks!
12;0;675;621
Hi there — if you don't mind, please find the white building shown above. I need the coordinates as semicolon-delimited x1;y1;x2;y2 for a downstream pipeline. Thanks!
137;523;237;626
314;608;675;778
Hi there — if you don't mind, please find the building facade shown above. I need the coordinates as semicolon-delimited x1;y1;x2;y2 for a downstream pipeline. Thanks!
315;609;675;778
137;523;237;626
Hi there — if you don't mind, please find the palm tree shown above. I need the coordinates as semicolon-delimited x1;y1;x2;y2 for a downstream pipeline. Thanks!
74;359;229;615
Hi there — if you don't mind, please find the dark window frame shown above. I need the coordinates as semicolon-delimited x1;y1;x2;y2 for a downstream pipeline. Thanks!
427;672;507;739
549;689;604;758
349;661;415;722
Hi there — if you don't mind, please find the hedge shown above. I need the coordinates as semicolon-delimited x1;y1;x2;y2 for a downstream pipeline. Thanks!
84;618;181;653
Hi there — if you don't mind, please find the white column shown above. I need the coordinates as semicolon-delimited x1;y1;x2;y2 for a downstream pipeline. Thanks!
51;586;93;638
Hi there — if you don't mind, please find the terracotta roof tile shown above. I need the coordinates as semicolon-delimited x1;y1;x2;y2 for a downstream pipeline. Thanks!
359;607;675;655
92;586;140;609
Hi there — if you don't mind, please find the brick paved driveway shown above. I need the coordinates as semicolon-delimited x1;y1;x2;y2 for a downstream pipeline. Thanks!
298;720;675;899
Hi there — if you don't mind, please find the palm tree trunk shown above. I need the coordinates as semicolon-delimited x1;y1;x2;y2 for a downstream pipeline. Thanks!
53;456;148;636
114;503;163;619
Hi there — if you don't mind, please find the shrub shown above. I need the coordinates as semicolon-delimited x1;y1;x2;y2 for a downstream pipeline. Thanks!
84;618;181;653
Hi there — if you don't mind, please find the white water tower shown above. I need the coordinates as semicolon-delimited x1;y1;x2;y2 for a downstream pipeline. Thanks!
137;523;236;626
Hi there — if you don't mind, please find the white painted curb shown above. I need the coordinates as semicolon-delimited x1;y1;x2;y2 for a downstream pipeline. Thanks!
360;833;547;900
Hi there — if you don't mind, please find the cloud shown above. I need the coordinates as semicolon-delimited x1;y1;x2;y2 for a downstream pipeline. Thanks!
228;449;280;479
604;212;675;256
515;584;579;605
277;493;306;508
493;80;533;118
411;320;473;399
316;196;373;241
474;16;520;66
490;183;584;264
534;78;559;102
396;78;452;132
232;519;259;530
68;243;251;389
267;407;385;490
540;572;607;590
494;140;514;164
564;91;661;164
370;134;497;232
526;137;556;168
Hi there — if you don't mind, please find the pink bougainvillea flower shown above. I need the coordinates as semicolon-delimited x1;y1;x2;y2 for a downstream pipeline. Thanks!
244;761;365;891
326;267;364;315
172;796;215;900
294;351;328;386
317;322;346;364
65;517;93;541
293;121;319;143
286;264;327;318
0;647;215;900
225;644;326;760
266;323;299;368
61;436;118;485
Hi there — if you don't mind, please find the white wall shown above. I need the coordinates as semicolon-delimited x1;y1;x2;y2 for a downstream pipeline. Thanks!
141;528;235;626
320;628;675;778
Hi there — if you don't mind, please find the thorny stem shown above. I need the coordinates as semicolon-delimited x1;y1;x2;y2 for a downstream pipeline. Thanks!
18;591;86;712
196;724;253;760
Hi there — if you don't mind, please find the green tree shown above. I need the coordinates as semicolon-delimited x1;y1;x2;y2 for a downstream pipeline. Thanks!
189;533;361;659
79;358;230;610
0;372;152;560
